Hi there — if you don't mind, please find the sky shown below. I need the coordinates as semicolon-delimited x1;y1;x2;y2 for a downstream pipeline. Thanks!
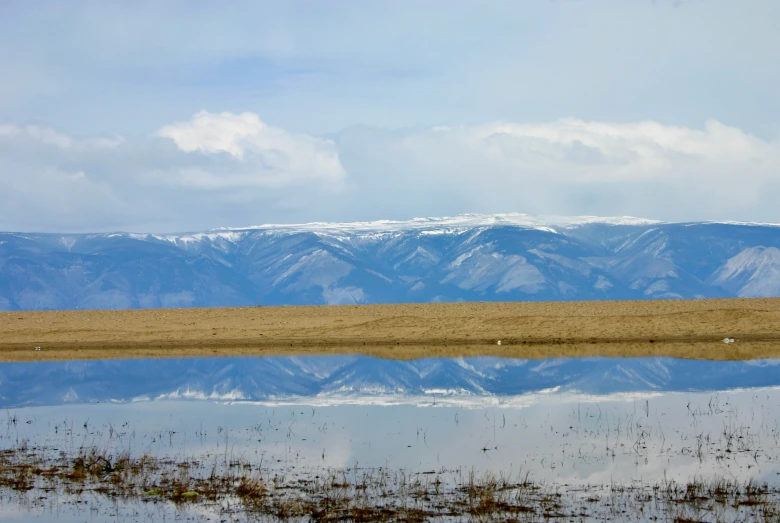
1;0;779;233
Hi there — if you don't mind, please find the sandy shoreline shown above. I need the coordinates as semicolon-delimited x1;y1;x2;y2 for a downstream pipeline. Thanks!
2;298;780;362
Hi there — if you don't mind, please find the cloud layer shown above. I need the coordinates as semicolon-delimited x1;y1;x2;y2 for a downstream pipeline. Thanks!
0;2;777;232
0;112;778;232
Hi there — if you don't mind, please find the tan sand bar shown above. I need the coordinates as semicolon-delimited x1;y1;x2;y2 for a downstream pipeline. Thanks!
1;298;780;362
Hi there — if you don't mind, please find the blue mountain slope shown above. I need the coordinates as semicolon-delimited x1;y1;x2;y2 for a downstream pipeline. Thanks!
2;214;780;310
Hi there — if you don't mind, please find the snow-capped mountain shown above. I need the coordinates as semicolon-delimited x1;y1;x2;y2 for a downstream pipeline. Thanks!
1;356;779;407
2;213;780;310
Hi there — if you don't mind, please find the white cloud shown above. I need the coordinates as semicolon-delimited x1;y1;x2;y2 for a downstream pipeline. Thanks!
0;124;123;151
0;112;349;232
156;111;345;186
0;114;779;232
423;118;772;176
336;118;780;222
1;2;778;232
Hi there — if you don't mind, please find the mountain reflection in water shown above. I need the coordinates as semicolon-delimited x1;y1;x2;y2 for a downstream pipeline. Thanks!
1;356;780;407
2;356;780;521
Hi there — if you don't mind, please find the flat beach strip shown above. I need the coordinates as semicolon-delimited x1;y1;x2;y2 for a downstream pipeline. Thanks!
1;298;780;362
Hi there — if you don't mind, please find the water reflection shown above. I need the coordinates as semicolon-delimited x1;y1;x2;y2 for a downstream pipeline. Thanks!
4;389;779;485
2;356;780;407
1;356;780;521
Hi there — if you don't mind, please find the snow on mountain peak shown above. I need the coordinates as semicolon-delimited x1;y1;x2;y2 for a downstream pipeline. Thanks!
218;213;661;236
541;215;662;228
696;220;780;228
152;230;248;247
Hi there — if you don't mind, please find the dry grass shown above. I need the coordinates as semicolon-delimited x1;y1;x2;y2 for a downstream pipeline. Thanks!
1;441;779;521
2;298;780;362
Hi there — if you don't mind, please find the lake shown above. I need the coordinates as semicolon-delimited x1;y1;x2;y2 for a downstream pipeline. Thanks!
2;356;779;521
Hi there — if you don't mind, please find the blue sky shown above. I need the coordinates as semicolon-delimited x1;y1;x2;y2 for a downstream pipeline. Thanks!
1;1;779;232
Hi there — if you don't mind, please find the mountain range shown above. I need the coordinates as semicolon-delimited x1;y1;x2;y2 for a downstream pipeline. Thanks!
2;213;780;310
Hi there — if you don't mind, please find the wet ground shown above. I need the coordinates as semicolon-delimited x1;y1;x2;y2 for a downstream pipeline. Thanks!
1;356;779;521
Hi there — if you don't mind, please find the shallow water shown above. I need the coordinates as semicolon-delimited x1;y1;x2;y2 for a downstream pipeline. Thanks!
2;356;780;521
3;356;780;406
4;389;780;484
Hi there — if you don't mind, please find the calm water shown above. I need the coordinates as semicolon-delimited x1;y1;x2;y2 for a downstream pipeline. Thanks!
1;356;779;521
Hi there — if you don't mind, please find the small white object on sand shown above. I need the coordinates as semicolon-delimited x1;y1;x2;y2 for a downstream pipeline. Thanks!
722;338;735;344
496;340;502;346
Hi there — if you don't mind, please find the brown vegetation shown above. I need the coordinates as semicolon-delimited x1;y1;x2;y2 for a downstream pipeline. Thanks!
2;298;780;362
2;442;779;521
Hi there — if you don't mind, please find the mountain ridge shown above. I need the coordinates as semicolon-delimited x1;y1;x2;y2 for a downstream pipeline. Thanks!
2;213;780;310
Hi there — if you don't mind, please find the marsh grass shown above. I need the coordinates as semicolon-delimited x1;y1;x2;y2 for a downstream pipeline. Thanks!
1;441;778;521
3;388;780;520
